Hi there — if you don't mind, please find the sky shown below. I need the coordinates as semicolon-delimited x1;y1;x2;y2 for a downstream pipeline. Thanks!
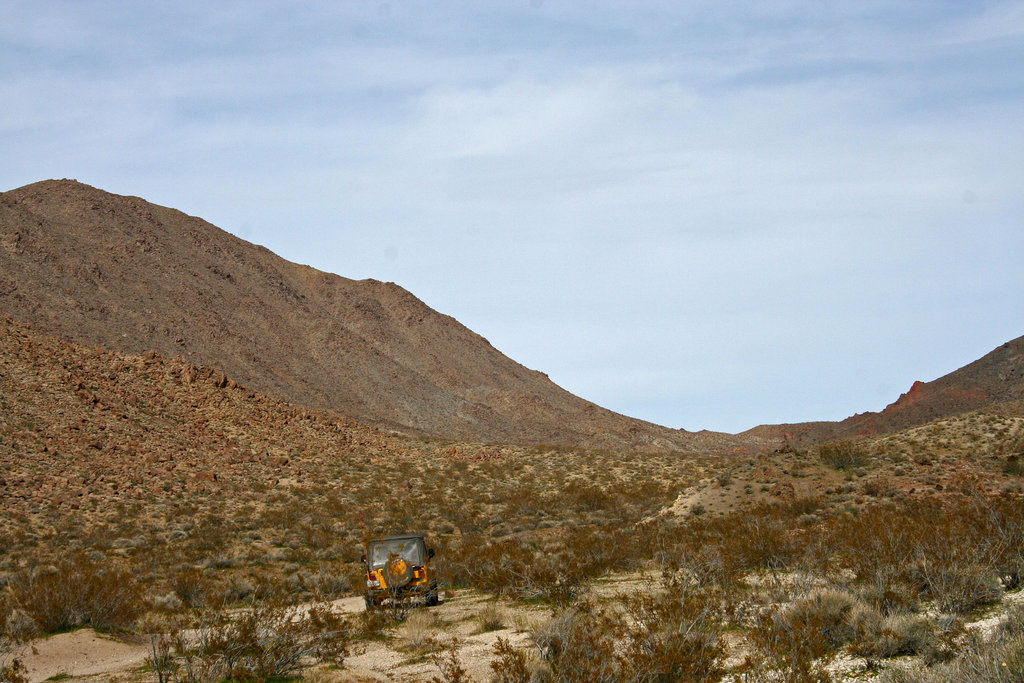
2;1;1023;433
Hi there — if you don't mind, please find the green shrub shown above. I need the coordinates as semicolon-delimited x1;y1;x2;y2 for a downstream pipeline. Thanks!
818;440;868;470
852;614;941;660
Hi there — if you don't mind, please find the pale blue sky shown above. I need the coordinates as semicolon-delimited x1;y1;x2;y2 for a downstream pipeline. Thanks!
3;1;1023;432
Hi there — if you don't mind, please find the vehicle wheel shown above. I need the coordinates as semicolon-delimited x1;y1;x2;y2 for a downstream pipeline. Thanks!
364;593;376;610
425;589;439;607
386;558;412;589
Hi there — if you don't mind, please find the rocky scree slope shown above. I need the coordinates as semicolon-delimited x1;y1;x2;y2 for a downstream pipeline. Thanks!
0;179;741;451
0;314;400;535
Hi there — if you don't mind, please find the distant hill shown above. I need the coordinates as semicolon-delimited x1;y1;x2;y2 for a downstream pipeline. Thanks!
744;335;1024;445
0;179;742;452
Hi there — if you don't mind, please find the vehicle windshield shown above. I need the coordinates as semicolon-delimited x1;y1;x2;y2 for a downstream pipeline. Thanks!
368;537;425;569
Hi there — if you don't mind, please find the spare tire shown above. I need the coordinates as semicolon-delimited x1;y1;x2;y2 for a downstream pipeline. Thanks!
386;558;412;588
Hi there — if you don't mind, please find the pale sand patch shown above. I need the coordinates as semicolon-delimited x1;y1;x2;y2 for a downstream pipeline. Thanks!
20;629;149;683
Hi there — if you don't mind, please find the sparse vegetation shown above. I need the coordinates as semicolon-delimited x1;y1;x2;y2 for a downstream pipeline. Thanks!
148;593;349;681
3;316;1024;679
819;439;870;470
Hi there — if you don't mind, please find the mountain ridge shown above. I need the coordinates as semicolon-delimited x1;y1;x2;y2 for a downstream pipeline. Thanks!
0;179;745;452
744;334;1024;444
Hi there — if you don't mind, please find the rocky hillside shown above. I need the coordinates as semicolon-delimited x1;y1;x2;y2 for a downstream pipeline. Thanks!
745;334;1024;445
0;314;700;546
0;179;741;452
0;314;391;532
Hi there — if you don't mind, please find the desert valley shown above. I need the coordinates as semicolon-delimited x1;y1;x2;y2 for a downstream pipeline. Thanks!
2;180;1023;682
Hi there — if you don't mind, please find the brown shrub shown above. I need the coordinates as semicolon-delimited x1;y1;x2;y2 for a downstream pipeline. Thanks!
532;602;623;682
172;566;211;608
783;590;859;651
828;497;1004;614
9;554;142;632
1;601;35;683
152;596;349;681
430;645;471;683
744;589;876;683
443;535;584;604
491;636;534;683
619;577;727;682
526;572;727;683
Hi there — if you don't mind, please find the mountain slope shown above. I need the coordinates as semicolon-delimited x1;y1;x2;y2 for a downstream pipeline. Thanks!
0;179;737;451
745;335;1024;444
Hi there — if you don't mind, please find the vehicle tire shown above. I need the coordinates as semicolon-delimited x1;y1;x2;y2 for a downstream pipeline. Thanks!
386;558;413;589
364;593;376;610
425;589;439;607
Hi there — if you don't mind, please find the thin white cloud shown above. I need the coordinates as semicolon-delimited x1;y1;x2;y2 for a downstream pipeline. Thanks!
2;1;1022;432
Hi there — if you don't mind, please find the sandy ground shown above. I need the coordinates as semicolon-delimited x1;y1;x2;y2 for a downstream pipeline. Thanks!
19;629;151;683
14;591;546;683
14;580;1024;683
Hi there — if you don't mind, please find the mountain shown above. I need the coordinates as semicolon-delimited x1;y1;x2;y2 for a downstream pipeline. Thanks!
0;179;742;452
744;334;1024;445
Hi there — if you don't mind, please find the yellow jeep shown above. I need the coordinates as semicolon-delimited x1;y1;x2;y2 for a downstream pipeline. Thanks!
363;534;438;609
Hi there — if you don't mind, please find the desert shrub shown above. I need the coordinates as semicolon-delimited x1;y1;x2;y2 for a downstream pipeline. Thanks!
431;645;471;683
1003;455;1024;476
0;601;35;683
743;590;869;683
491;636;537;683
172;566;211;608
726;505;801;573
306;564;352;597
399;609;438;652
900;500;1003;614
526;572;727;683
829;497;1005;615
220;574;257;604
475;603;506;633
353;605;397;641
995;604;1024;639
909;560;1003;615
444;536;583;604
9;554;142;632
562;480;615;513
878;618;1021;682
850;613;956;663
745;605;835;683
618;577;727;682
532;601;623;682
857;579;919;616
783;590;859;651
151;596;349;681
975;495;1024;590
818;440;868;470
